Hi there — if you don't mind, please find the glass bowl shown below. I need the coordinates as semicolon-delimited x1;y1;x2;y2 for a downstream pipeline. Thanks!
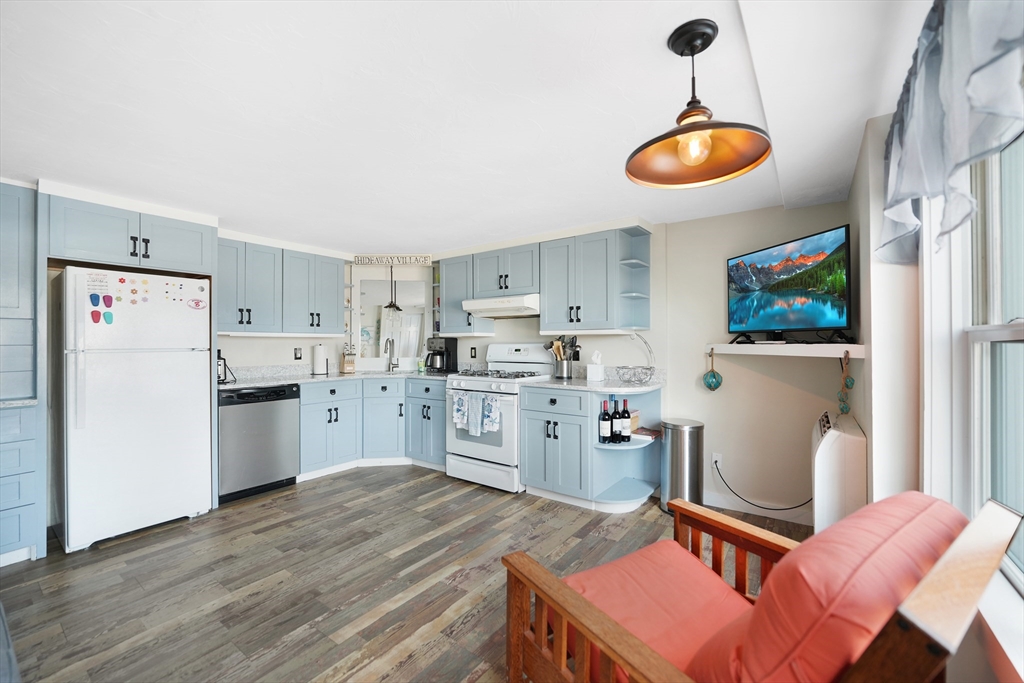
618;366;656;384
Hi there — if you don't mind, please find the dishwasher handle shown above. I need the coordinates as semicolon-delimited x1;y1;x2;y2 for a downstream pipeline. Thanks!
219;384;300;406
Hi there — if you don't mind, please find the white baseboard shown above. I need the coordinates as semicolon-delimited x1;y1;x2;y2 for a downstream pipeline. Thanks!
525;486;648;514
0;546;34;568
296;456;443;483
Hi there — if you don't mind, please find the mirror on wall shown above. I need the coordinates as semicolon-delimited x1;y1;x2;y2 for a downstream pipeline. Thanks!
359;280;426;359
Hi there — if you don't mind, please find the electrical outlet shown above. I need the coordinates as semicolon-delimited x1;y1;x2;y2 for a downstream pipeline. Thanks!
470;347;477;358
713;452;724;471
294;347;302;360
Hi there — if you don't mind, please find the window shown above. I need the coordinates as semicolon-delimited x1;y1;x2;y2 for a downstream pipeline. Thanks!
971;134;1024;589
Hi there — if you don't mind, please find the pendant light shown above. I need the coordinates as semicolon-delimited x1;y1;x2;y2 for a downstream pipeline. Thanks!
383;266;402;324
626;19;772;189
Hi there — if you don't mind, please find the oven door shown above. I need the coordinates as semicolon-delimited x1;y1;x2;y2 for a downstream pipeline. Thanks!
446;390;519;467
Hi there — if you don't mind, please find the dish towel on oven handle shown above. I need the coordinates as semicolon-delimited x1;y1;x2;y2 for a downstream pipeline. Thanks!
467;392;484;436
482;394;501;433
452;391;469;430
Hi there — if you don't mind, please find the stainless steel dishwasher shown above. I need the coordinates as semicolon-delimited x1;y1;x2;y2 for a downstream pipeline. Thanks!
218;384;300;503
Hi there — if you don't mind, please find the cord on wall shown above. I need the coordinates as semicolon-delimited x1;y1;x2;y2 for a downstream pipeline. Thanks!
713;460;812;511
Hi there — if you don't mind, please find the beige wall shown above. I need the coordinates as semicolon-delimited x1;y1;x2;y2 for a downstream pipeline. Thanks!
664;202;851;525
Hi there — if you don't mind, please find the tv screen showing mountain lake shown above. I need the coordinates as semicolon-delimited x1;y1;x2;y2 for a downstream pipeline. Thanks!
727;227;849;332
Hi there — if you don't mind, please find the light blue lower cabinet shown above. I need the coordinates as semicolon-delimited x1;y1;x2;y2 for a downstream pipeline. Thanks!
407;398;445;465
331;399;362;465
520;410;552;489
425;399;446;466
363;397;406;458
0;503;34;555
519;410;590;498
300;403;332;473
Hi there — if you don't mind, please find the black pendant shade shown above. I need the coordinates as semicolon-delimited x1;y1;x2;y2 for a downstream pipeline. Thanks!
626;19;772;189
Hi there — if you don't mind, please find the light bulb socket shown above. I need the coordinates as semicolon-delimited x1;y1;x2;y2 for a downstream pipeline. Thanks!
677;103;713;126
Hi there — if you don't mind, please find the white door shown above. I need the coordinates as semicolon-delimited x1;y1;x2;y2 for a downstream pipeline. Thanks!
65;266;210;351
64;349;211;551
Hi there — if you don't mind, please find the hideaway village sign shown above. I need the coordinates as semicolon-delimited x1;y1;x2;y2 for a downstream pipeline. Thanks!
353;255;431;266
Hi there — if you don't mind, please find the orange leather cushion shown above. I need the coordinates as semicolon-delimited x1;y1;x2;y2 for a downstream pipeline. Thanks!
563;538;753;682
688;491;968;683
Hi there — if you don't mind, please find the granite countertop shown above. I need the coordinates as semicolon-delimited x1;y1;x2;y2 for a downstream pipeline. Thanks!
527;378;662;394
0;398;38;409
223;371;451;391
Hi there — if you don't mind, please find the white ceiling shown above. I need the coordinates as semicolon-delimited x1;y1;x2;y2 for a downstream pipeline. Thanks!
0;1;928;254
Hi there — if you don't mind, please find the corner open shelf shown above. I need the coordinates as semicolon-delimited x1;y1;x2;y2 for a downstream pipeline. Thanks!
594;438;658;451
593;477;657;505
705;343;865;359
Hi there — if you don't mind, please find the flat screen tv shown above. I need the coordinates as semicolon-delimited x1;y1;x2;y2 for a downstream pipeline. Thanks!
727;224;851;336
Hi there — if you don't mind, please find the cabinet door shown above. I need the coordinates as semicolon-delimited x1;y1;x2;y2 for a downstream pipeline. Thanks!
472;249;504;299
575;231;616;330
282;250;316;333
300;403;333;473
139;214;215;274
439;256;473;335
550;414;590;498
504;243;540;296
425;399;446;465
520;410;552;489
331;399;362;465
315;255;347;334
243;244;283;332
0;184;36;319
406;401;427;461
363;397;406;458
49;196;140;267
539;238;575;331
217;239;246;331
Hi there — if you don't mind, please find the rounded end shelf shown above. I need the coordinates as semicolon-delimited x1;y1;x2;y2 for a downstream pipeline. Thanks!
593;477;657;504
594;439;658;451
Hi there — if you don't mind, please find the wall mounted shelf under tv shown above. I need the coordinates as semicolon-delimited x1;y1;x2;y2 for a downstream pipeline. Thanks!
705;343;865;359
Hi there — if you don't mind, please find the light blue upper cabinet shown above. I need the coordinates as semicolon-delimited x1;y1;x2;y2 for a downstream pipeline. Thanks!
315;255;347;335
363;397;406;458
49;196;140;267
439;255;494;336
539;238;575;331
243;244;283;332
504;243;540;295
282;250;316;333
472;249;504;299
217;239;246;331
139;214;214;274
575;231;616;330
0;184;36;319
472;244;540;298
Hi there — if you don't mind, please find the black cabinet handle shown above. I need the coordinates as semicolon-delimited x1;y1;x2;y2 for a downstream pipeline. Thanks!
549;398;557;406
575;305;581;322
327;408;333;424
310;313;315;327
129;236;139;257
421;404;426;419
246;309;252;324
399;402;404;417
426;405;431;420
141;238;151;259
545;420;551;438
502;274;508;289
238;308;244;325
466;313;472;326
330;388;336;395
381;385;387;392
553;421;559;440
425;387;430;393
333;407;338;422
316;313;321;327
568;305;575;323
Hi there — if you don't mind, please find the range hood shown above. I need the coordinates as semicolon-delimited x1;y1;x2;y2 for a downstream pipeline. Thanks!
462;293;540;319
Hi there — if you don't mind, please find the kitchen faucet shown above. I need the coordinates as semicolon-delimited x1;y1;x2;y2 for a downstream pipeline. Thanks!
383;337;399;372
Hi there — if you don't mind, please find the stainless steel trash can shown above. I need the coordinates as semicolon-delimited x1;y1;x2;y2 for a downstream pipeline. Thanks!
661;418;704;512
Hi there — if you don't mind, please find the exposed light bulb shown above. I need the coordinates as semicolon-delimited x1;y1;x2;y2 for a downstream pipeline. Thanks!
676;114;712;166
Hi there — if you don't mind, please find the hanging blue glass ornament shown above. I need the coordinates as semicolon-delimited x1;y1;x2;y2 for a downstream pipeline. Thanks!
703;349;722;391
844;376;855;390
839;401;851;414
837;390;848;402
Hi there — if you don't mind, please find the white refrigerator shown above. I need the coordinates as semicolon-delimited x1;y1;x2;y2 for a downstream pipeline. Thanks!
54;266;212;552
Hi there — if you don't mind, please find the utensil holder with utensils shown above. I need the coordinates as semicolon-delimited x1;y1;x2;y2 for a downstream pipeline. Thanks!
555;360;573;379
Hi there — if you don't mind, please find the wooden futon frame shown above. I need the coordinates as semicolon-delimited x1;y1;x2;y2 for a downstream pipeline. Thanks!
502;499;1019;683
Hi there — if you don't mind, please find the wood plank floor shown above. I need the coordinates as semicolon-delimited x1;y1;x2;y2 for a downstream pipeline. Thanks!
0;466;811;683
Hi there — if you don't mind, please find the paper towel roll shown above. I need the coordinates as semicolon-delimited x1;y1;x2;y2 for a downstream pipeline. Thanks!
312;344;329;375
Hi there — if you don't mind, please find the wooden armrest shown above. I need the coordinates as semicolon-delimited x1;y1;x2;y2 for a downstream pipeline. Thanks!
668;499;800;563
503;551;693;683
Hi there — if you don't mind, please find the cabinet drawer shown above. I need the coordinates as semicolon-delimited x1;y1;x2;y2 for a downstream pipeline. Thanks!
0;472;33;511
363;379;405;397
406;379;445;398
521;388;589;416
0;439;35;477
0;503;34;554
300;380;361;405
0;407;36;443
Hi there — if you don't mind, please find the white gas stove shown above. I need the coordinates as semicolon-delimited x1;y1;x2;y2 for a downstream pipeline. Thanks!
445;343;555;492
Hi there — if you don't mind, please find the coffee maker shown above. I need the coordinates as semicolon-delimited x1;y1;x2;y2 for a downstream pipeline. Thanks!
424;337;458;374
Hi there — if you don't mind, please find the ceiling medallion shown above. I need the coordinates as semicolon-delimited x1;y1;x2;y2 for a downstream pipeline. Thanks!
625;19;772;189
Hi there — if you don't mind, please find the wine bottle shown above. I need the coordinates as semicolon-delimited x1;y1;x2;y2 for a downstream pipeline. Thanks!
599;400;612;444
621;399;631;442
611;400;622;444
